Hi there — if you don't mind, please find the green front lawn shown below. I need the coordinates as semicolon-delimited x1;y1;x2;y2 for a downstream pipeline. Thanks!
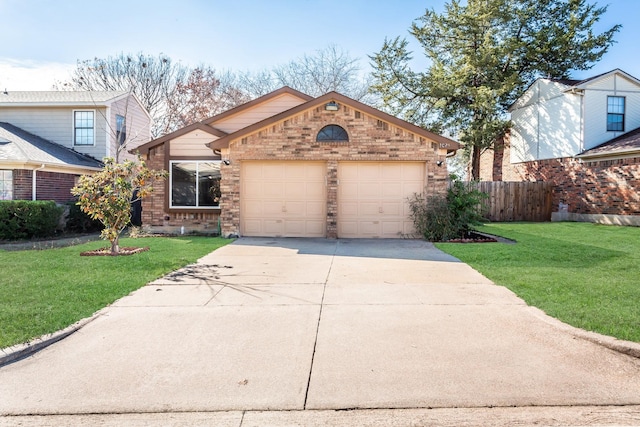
0;236;230;349
436;222;640;342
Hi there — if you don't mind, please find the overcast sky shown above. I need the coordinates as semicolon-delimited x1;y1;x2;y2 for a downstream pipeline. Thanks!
0;0;637;90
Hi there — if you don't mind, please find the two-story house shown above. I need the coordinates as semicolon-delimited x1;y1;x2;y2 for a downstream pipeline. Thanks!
479;69;640;225
0;91;151;202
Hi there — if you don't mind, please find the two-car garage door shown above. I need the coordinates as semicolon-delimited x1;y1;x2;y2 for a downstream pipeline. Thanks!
240;161;425;238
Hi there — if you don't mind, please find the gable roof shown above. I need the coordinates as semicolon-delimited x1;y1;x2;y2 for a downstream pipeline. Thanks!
201;86;313;126
134;122;226;155
566;69;640;90
0;90;131;106
509;69;640;112
576;126;640;160
208;91;461;151
134;86;313;155
0;122;103;170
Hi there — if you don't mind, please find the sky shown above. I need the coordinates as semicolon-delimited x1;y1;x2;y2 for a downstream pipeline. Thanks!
0;0;638;91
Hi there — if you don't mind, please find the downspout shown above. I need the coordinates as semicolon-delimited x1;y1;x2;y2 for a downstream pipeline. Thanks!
32;164;45;201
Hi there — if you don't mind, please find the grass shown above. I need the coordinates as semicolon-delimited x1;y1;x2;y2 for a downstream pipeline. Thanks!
0;236;230;349
436;222;640;343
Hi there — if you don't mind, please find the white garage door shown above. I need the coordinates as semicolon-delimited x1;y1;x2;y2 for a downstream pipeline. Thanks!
241;161;326;237
338;162;425;238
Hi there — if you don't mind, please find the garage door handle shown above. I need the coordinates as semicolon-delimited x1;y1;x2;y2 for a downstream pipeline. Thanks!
379;207;383;213
282;205;287;212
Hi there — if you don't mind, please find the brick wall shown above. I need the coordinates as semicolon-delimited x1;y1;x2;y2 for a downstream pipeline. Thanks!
143;143;221;234
479;133;640;216
143;104;449;237
221;105;448;237
12;169;78;203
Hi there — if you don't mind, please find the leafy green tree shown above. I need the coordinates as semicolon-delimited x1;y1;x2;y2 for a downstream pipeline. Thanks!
71;156;166;255
370;0;620;179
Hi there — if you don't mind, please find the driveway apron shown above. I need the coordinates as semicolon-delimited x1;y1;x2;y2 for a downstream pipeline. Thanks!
1;238;639;415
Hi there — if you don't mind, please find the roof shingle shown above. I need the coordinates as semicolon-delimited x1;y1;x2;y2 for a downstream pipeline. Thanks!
0;122;103;169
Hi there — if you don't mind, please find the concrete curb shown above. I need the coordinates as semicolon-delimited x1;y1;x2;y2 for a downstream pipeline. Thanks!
0;312;103;367
528;306;640;359
0;234;101;251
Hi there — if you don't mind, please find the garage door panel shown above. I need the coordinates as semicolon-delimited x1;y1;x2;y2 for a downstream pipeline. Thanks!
241;161;326;237
340;182;359;198
359;202;380;216
338;162;425;238
381;202;402;216
262;164;285;180
358;164;381;180
340;202;358;216
381;182;402;197
243;185;264;200
358;221;381;236
242;219;262;235
358;183;380;198
263;220;285;235
382;220;403;236
306;182;326;197
381;164;403;179
306;201;325;216
284;182;305;198
262;201;283;215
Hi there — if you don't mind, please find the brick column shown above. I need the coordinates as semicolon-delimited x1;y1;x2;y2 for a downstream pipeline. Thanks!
326;160;338;238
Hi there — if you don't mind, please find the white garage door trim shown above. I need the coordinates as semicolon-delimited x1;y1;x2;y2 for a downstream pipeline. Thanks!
337;161;426;238
241;161;327;237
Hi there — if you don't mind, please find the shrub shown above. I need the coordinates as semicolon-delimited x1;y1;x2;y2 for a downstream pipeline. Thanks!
0;200;64;240
408;175;487;241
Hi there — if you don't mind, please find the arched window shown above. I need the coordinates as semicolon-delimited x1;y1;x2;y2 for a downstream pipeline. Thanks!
316;125;349;142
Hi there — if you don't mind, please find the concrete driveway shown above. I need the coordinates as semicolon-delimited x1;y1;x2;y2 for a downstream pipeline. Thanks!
1;237;640;425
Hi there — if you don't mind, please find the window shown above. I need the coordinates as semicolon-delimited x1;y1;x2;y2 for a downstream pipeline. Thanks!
74;111;94;145
116;114;126;145
607;96;625;132
0;170;12;200
170;161;221;208
316;125;349;142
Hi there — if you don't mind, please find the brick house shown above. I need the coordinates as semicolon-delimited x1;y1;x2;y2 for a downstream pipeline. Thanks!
0;91;151;203
135;87;460;238
479;69;640;225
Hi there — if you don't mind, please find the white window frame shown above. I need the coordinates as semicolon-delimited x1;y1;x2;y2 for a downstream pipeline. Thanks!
73;110;96;146
0;170;13;200
116;114;127;146
606;96;625;132
169;160;222;209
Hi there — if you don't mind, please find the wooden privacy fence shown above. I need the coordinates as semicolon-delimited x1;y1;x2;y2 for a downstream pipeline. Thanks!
472;181;554;222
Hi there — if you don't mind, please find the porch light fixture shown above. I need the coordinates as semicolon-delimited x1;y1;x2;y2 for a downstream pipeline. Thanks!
324;101;339;111
436;160;444;167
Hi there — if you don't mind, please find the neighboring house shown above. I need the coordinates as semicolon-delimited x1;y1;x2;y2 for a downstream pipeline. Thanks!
479;69;640;225
0;91;151;203
136;87;459;238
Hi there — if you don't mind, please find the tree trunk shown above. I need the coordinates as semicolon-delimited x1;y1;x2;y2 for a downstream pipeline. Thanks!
110;237;120;255
470;145;481;181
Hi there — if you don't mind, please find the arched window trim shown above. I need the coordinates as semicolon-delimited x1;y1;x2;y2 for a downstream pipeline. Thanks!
316;124;349;142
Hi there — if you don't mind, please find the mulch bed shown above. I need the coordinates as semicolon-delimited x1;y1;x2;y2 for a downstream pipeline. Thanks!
80;247;150;256
445;232;498;243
